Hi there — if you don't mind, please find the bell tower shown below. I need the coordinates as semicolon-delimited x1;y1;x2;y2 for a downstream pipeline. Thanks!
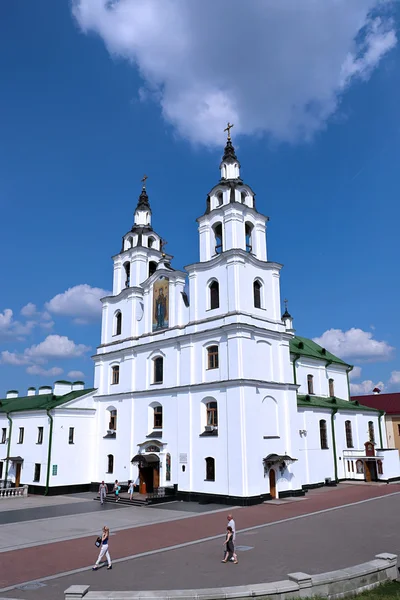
197;124;268;263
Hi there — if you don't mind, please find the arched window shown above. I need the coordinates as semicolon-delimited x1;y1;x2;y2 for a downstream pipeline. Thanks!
307;374;314;395
329;378;335;397
111;365;119;385
148;236;155;248
216;192;223;207
245;222;253;253
124;262;131;287
213;223;223;254
209;280;219;310
253;280;262;308
115;311;122;336
206;401;218;427
345;420;354;448
377;459;383;475
205;457;215;481
241;191;247;204
153;405;163;429
128;236;133;248
207;346;219;370
153;357;163;384
262;396;279;437
107;454;114;474
320;419;328;449
166;453;171;481
368;421;375;444
149;261;157;277
108;408;117;431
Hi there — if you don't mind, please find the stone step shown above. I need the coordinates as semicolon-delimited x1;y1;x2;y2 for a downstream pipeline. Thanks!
94;496;147;507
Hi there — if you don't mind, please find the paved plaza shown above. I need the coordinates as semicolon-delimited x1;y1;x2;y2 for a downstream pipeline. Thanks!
1;484;400;600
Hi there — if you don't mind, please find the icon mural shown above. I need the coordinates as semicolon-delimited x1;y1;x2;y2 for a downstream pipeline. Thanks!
153;276;169;331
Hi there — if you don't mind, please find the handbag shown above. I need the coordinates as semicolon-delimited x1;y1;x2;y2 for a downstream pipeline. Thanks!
95;537;102;548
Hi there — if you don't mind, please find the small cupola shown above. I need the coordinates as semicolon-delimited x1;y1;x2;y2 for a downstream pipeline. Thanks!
220;123;241;181
282;299;295;333
134;176;152;227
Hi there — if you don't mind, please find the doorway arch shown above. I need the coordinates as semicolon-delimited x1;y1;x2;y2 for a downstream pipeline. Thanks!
269;469;277;499
131;453;160;495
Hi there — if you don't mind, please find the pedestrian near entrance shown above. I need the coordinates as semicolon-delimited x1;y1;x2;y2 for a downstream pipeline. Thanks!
222;526;238;564
113;480;121;502
98;481;108;505
128;480;134;500
227;514;238;562
93;526;112;570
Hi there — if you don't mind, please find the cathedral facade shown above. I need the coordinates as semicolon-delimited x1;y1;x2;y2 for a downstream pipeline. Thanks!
1;135;399;500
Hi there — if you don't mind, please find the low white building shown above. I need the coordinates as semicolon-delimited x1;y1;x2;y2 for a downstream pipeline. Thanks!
1;134;399;499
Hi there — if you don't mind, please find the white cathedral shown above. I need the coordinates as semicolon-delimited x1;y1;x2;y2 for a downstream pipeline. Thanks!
1;132;399;502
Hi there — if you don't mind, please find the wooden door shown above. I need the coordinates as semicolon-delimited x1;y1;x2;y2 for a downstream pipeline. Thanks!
365;461;371;482
139;469;147;494
269;469;276;499
15;463;21;487
367;461;378;482
153;465;160;490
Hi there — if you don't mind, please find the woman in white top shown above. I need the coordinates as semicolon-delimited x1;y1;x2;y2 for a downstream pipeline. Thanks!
93;525;112;570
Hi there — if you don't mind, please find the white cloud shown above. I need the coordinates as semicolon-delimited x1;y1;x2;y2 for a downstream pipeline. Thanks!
349;366;362;380
389;371;400;386
68;370;85;379
350;380;385;395
20;303;37;317
25;335;90;360
45;284;110;322
0;308;36;340
1;335;90;371
26;365;64;377
72;0;397;146
313;328;394;362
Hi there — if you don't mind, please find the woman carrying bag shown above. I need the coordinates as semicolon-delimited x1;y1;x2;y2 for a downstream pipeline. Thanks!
93;525;112;570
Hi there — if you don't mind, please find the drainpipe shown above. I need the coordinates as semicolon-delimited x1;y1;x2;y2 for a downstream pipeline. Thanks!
5;413;12;484
378;411;384;448
331;408;338;482
346;366;353;400
45;410;54;496
292;355;301;385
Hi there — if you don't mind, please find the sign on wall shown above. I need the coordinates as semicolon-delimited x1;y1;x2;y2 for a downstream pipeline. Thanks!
52;465;58;476
153;276;169;332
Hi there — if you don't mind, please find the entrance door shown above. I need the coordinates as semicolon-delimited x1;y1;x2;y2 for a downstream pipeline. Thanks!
139;466;155;494
269;469;276;499
366;460;377;482
15;463;21;487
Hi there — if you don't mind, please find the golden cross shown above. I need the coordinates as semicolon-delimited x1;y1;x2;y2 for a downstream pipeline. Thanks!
141;174;148;188
160;239;168;256
224;122;234;141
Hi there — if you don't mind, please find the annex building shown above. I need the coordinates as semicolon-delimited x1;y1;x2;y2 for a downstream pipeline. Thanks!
1;133;400;502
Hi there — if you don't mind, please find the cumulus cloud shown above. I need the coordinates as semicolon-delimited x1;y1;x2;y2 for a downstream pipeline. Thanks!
72;0;397;145
350;379;385;395
20;303;37;317
313;328;394;362
389;371;400;386
349;366;362;380
26;365;64;377
68;370;85;379
0;308;36;340
45;284;110;323
0;335;90;376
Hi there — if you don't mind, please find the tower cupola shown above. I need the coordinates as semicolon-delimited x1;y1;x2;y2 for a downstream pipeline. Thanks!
282;299;295;333
220;123;241;181
134;176;151;226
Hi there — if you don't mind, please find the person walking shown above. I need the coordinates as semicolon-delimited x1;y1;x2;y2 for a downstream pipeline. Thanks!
113;480;121;502
128;480;134;501
93;525;112;570
227;514;237;562
222;526;238;564
98;481;108;505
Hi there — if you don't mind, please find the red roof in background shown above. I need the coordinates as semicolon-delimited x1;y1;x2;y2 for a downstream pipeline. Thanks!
351;393;400;415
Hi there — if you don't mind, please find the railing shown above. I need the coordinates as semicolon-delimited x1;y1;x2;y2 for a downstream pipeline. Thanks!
343;449;366;458
147;487;166;500
0;485;28;499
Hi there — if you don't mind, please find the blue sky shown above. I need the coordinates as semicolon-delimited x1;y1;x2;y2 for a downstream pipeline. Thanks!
0;0;399;396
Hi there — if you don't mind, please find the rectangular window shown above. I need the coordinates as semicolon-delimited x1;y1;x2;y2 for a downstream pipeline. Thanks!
397;424;400;436
37;427;43;444
68;427;74;444
154;406;163;429
18;427;24;444
207;346;219;370
154;357;163;384
34;463;41;482
111;365;120;385
1;428;6;444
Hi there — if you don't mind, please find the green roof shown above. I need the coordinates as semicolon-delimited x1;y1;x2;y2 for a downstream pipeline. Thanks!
290;335;351;368
0;388;95;414
297;394;379;413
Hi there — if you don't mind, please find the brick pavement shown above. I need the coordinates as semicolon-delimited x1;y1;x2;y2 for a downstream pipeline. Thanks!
0;483;399;592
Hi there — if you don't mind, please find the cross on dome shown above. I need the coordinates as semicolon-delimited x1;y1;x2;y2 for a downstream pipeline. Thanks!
224;122;234;141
